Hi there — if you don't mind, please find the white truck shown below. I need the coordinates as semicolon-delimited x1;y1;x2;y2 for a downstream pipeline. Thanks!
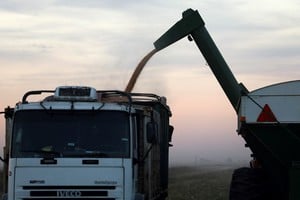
1;86;173;200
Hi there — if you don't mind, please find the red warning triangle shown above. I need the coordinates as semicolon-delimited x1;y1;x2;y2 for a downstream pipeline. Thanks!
257;104;277;122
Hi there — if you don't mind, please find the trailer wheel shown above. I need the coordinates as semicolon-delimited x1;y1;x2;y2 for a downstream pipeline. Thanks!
229;167;270;200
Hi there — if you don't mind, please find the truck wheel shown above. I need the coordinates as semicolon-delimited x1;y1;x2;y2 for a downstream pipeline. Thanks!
229;167;270;200
1;193;8;200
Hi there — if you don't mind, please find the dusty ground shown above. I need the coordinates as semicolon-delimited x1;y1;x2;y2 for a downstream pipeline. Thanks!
168;165;235;200
0;165;238;200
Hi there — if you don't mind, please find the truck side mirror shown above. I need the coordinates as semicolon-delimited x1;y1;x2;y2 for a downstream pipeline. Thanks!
168;125;174;147
147;122;158;144
168;125;174;142
0;156;7;164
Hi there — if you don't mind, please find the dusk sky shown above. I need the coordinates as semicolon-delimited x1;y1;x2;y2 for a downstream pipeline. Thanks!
0;0;299;165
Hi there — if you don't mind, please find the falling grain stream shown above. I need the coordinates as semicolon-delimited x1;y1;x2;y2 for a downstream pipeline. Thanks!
125;49;158;93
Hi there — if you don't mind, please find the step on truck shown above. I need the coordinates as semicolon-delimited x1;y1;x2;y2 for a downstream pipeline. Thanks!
1;86;173;200
153;8;300;200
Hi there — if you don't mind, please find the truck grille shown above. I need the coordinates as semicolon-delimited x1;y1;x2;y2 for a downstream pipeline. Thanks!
19;186;118;200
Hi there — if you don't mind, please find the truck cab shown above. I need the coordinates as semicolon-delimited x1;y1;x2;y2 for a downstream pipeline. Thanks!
1;86;173;200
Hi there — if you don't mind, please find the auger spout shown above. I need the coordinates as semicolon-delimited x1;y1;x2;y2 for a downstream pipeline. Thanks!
154;9;247;111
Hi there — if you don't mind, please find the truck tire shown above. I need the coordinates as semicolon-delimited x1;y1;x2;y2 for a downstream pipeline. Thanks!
1;194;7;200
229;167;270;200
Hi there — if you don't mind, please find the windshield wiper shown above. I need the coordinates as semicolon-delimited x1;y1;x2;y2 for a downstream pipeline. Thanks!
63;150;108;158
21;150;61;157
85;151;108;158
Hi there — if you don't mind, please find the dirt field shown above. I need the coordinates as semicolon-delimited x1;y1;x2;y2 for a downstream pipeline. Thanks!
0;165;235;199
168;165;234;200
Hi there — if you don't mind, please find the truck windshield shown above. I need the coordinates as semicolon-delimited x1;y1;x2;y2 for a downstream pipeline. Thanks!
11;110;130;158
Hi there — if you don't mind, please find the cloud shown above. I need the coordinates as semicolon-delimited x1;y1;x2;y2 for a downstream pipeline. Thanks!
0;0;53;13
0;0;298;94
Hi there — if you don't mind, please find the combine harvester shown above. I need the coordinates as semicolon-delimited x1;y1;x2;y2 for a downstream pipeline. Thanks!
153;8;300;200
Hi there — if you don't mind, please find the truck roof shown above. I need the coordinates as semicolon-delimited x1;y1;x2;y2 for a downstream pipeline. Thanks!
16;86;171;115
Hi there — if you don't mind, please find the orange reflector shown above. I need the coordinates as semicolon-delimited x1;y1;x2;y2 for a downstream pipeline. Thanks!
240;116;246;122
257;104;277;122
